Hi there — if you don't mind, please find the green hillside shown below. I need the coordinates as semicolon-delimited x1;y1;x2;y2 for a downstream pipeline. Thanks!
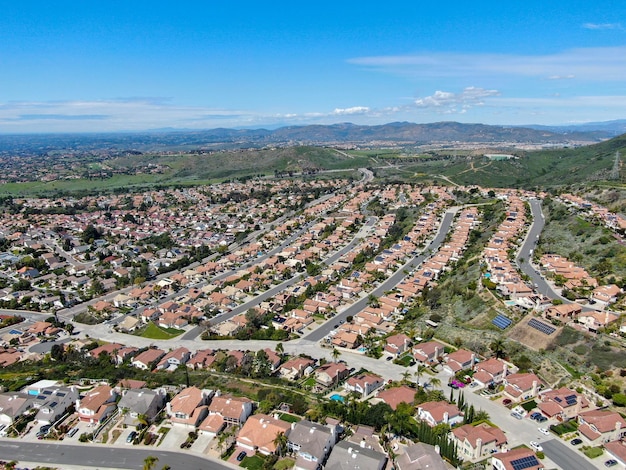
395;134;626;188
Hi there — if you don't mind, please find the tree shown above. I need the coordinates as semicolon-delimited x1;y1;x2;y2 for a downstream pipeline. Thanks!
415;364;427;386
273;431;288;457
490;338;506;359
428;377;442;389
143;456;159;470
331;347;340;363
275;342;284;357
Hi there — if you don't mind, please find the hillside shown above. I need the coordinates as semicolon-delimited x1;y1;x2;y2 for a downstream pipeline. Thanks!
0;121;609;155
390;133;626;188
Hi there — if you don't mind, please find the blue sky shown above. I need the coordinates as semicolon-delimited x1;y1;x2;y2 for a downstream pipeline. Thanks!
1;1;625;132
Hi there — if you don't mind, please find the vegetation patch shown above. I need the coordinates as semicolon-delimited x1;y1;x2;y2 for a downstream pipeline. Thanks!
138;322;185;339
581;446;604;459
550;420;578;436
241;455;265;470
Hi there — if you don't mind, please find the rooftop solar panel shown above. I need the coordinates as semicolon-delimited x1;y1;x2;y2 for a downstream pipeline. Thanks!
510;455;540;470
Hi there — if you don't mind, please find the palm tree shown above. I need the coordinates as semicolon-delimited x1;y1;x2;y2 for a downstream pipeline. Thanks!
428;377;442;389
331;347;340;363
401;370;412;384
273;431;288;457
275;342;284;358
415;363;426;386
490;338;506;359
143;456;159;470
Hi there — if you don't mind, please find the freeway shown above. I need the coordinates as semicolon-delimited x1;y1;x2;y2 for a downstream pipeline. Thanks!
303;208;457;342
0;440;234;470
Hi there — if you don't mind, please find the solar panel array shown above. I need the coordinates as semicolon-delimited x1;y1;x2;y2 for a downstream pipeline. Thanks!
564;394;577;405
511;455;540;470
528;318;556;335
492;314;512;329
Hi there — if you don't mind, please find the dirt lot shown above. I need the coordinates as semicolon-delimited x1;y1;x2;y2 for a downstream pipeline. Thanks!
507;315;560;351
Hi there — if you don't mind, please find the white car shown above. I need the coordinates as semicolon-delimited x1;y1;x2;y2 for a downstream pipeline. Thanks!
538;427;549;435
530;441;543;452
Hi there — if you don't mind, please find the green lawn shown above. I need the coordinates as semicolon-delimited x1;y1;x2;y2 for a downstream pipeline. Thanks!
550;420;579;436
139;322;185;339
241;455;265;470
520;400;537;411
278;413;301;423
581;446;604;459
393;354;414;367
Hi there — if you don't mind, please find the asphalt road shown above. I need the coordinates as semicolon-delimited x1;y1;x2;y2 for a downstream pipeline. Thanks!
303;208;457;342
542;439;598;470
0;440;234;470
516;198;594;312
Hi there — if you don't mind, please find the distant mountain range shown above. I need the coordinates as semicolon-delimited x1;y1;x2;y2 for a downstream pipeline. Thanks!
1;120;624;154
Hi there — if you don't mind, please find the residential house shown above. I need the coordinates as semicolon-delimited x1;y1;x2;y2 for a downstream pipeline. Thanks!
131;348;166;370
32;386;80;425
591;284;622;305
287;420;336;470
314;363;350;388
491;448;543;470
375;385;417;411
417;401;464;427
344;373;384;398
279;357;316;380
117;388;166;429
412;341;445;365
604;440;626;468
578;311;619;333
166;386;213;428
502;373;543;403
0;392;33;426
156;347;190;371
76;384;118;424
538;387;590;420
236;413;291;455
394;442;450;470
324;439;387;470
443;349;476;375
543;303;581;323
472;358;509;387
577;409;626;445
207;394;253;425
451;423;507;460
384;333;412;357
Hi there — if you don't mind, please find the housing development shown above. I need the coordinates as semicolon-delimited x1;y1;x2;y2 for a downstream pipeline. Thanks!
0;159;625;470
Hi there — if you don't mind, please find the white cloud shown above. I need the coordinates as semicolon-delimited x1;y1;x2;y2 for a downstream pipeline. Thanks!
414;87;500;113
546;74;575;80
582;22;622;30
332;106;370;115
348;46;626;81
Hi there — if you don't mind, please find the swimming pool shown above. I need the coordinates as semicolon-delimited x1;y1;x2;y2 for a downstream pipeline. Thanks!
329;394;345;402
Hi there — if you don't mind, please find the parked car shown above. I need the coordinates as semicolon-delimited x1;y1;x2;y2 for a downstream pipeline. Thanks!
530;441;543;452
536;416;547;423
68;427;79;438
510;412;523;420
502;398;512;406
237;451;247;462
570;438;583;446
538;427;549;435
126;431;137;443
36;425;51;439
605;459;618;467
530;412;541;420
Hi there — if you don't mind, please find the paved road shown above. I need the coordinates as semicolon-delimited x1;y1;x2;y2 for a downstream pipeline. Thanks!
0;439;235;470
516;198;594;312
542;439;598;470
303;208;457;342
